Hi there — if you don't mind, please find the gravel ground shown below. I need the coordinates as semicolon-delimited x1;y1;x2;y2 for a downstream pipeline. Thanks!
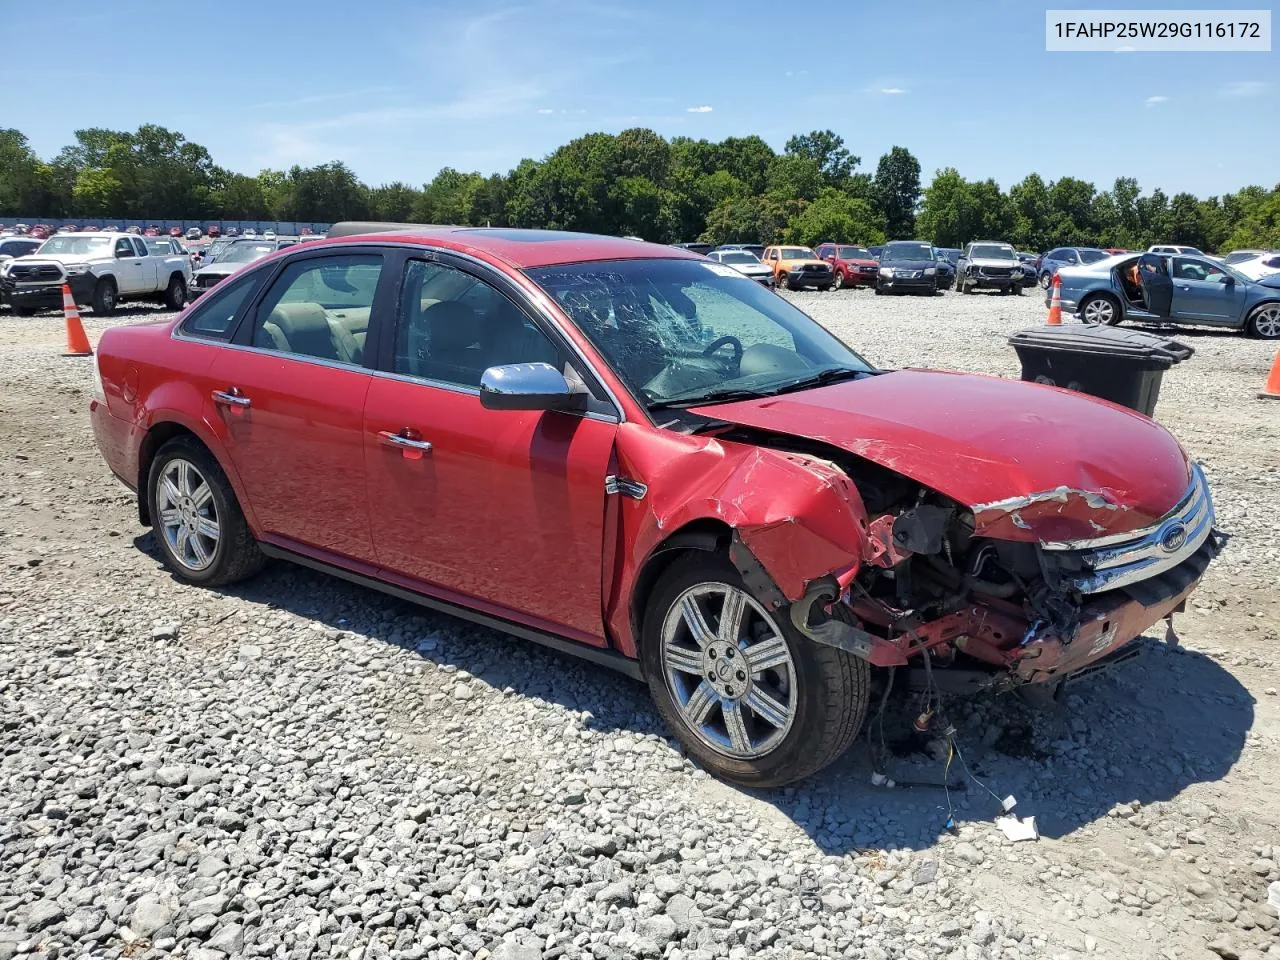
1;292;1278;960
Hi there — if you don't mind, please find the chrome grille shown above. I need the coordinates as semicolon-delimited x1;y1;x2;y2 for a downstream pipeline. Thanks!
1045;463;1214;594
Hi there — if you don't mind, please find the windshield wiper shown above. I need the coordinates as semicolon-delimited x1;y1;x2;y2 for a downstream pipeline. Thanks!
648;387;774;411
767;367;867;396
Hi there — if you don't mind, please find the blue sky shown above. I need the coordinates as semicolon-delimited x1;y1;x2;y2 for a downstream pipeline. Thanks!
4;0;1276;197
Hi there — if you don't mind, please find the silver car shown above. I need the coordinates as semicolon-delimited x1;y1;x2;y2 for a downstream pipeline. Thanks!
706;249;775;286
1053;251;1280;339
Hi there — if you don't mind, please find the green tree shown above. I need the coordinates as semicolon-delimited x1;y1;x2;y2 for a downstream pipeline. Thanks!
368;181;421;222
784;130;857;187
871;146;921;239
1009;173;1052;250
700;196;791;246
783;191;886;247
71;168;125;217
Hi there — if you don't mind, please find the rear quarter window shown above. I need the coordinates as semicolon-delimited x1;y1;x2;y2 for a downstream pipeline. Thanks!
179;273;263;341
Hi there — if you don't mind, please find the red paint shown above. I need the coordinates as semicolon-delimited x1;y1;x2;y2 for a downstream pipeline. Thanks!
87;228;1211;692
694;368;1191;542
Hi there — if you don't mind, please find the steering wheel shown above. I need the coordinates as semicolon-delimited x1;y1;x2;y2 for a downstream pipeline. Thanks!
701;335;743;367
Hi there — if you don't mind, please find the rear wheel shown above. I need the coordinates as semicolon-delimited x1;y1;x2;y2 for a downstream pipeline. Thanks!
163;274;188;311
641;554;869;787
92;277;118;316
1246;303;1280;339
1080;293;1121;326
147;436;265;587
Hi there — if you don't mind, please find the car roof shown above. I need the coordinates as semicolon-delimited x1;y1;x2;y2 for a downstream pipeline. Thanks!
320;222;700;269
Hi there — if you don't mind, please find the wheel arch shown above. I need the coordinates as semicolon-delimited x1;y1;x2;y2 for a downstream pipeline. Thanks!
628;518;734;656
135;416;252;532
1245;297;1280;334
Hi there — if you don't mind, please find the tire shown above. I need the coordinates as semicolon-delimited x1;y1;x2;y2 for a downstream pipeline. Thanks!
1040;272;1052;289
1012;284;1023;296
163;274;188;311
12;306;36;317
1246;302;1280;339
146;436;266;587
953;275;963;292
1080;293;1122;326
92;277;118;316
818;284;833;292
640;553;870;787
832;270;845;290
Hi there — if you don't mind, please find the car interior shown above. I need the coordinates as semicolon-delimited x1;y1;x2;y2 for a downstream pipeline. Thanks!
252;257;382;366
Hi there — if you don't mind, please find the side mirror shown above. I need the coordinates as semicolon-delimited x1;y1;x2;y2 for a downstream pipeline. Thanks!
116;248;133;259
479;362;588;412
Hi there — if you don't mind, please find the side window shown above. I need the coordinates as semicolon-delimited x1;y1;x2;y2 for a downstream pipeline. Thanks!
180;273;261;341
1173;257;1211;281
132;238;148;257
114;238;133;258
249;254;382;366
393;259;562;389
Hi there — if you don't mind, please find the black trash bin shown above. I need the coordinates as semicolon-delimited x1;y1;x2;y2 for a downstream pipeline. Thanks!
1008;325;1194;418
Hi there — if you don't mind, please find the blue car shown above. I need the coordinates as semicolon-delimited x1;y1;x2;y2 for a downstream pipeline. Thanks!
1051;251;1280;339
1037;246;1111;288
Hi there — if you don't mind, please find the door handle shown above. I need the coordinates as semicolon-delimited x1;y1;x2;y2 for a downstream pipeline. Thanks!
212;388;251;408
379;430;432;457
1176;284;1191;291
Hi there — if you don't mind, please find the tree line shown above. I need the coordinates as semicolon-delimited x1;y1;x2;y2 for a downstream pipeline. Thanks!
2;124;1277;252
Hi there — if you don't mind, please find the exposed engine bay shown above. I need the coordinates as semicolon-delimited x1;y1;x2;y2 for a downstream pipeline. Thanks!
678;419;1225;696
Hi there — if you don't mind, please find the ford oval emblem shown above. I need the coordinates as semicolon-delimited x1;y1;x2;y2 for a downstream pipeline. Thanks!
1160;523;1187;553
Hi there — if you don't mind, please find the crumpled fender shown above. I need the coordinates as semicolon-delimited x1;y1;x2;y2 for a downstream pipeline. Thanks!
606;423;868;656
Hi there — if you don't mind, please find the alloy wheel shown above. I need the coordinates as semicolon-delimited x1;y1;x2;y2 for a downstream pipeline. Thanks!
1252;304;1280;338
156;458;220;571
660;583;797;759
1081;297;1115;325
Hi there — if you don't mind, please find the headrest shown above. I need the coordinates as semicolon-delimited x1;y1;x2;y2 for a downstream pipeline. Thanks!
422;300;477;352
269;302;330;338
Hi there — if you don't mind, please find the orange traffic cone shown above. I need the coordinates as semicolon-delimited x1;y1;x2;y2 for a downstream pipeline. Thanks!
1046;274;1063;325
1260;348;1280;400
61;284;92;357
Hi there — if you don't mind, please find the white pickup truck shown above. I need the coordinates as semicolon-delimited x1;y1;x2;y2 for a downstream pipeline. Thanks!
0;232;192;316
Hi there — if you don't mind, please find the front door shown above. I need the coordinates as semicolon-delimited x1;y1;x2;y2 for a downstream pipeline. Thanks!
209;250;390;564
1170;257;1247;323
1137;253;1173;317
363;256;618;643
112;237;145;294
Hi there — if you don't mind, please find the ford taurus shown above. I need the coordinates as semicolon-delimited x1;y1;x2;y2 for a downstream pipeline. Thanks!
89;223;1223;786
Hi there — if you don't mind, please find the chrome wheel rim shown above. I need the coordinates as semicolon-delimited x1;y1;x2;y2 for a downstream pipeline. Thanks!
833;271;844;289
156;458;219;571
1040;272;1051;289
1082;298;1114;325
1253;304;1280;338
660;583;797;759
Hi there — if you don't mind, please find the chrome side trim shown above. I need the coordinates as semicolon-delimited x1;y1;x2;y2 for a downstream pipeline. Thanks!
605;475;648;500
1046;463;1215;595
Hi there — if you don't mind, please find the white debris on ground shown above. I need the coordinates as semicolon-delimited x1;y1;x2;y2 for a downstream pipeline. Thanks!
1;292;1277;960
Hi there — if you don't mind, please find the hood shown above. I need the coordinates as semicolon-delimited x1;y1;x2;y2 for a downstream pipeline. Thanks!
839;257;878;268
966;257;1020;268
196;261;250;277
781;257;829;268
18;253;82;265
880;257;935;270
691;369;1192;543
1257;273;1280;289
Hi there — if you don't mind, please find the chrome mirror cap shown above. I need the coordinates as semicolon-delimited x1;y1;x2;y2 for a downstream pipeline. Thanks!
479;362;588;412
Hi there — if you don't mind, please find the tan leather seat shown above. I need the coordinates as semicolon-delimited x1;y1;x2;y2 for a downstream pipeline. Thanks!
261;302;362;365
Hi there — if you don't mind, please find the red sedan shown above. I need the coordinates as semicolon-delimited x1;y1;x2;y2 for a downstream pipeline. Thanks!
89;224;1221;786
816;243;880;288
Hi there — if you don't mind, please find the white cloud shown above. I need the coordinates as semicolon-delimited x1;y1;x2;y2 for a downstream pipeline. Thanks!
879;87;906;95
536;108;555;114
686;105;713;113
1144;95;1168;107
1222;80;1269;97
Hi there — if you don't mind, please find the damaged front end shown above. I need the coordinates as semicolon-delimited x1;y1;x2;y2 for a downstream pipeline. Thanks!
733;441;1225;695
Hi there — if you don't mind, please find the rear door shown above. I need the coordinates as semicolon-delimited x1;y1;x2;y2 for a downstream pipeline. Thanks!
362;253;618;644
206;247;391;564
1137;253;1173;317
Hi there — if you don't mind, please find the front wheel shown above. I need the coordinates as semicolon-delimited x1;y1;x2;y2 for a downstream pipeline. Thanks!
147;436;265;587
1040;272;1052;289
92;277;118;316
641;554;870;787
1080;293;1121;326
1246;302;1280;339
832;270;845;290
